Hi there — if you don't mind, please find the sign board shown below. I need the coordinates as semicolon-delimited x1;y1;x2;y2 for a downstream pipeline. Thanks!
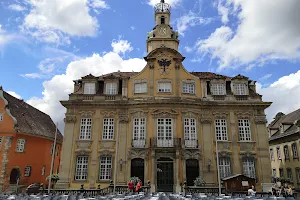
242;181;249;187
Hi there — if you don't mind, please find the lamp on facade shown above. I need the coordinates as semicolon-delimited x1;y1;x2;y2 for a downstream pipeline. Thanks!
119;159;124;171
207;159;211;172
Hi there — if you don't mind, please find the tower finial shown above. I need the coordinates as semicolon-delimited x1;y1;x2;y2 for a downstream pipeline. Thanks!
161;0;165;3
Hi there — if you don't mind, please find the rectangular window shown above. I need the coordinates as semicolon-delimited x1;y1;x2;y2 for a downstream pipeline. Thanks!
272;169;276;177
75;156;88;180
16;139;26;152
132;118;146;148
270;148;275;161
219;157;231;178
42;166;46;176
0;113;3;121
238;119;251;141
134;83;147;93
296;168;300;183
79;118;92;140
50;144;54;155
157;118;173;147
277;146;282;160
158;82;171;93
215;119;228;141
182;82;195;94
106;83;117;95
0;136;2;150
292;143;299;159
83;83;95;94
243;158;256;178
287;168;293;181
211;84;225;95
184;118;197;148
234;83;247;95
284;145;289;160
279;168;284;178
99;156;112;180
103;118;114;140
24;166;31;177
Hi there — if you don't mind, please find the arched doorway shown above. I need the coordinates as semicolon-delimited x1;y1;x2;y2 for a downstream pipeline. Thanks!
157;157;174;192
9;168;20;184
131;158;144;184
186;159;199;186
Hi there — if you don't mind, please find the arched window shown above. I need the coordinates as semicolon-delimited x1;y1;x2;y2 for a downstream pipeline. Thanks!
161;16;165;24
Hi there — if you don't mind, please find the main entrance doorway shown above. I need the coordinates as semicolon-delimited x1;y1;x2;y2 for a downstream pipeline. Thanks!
186;159;199;186
9;168;20;184
131;158;144;184
157;158;174;192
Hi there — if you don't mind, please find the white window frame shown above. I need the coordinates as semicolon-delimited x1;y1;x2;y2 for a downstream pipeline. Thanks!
132;118;146;147
16;139;26;152
182;82;195;94
234;83;247;95
292;143;299;159
184;118;197;147
102;118;114;140
287;168;293;181
215;119;228;141
277;146;282;160
238;119;251;141
79;118;92;140
24;166;31;177
83;83;96;95
219;157;231;178
211;84;226;95
0;113;3;121
296;168;300;183
105;83;117;95
284;145;289;160
75;156;89;180
243;158;256;179
157;118;173;147
134;82;147;94
272;169;276;177
270;148;274;161
42;166;46;176
158;82;171;93
99;156;112;180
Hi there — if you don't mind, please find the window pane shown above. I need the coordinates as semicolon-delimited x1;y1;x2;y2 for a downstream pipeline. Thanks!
79;118;92;140
75;156;88;180
215;119;227;141
158;82;171;93
84;83;95;94
238;119;251;141
99;156;112;180
211;84;225;95
106;83;117;95
103;118;114;140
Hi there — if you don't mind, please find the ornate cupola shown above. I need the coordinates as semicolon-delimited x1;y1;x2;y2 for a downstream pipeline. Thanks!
146;0;179;53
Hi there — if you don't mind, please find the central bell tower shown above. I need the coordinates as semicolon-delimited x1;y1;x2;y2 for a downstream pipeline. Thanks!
146;0;179;53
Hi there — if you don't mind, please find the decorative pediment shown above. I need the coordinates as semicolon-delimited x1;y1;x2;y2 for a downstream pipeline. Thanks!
213;112;229;119
128;149;148;160
101;111;117;118
102;73;120;80
232;74;249;80
255;116;267;124
240;152;256;159
64;115;77;123
75;149;91;155
182;150;202;160
118;109;129;123
234;111;253;119
99;150;115;156
181;110;199;119
200;118;212;124
131;110;149;119
152;109;178;118
81;74;97;80
76;140;92;150
218;151;232;157
79;110;95;118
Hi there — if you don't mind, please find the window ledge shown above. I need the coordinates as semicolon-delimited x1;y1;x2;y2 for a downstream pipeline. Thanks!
96;180;111;183
73;180;88;183
182;93;196;96
238;141;256;143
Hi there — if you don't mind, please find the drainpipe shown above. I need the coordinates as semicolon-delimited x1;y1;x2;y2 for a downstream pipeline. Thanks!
113;118;120;193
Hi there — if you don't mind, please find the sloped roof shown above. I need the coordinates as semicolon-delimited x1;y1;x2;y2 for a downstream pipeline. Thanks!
270;108;300;129
222;174;254;181
2;91;63;142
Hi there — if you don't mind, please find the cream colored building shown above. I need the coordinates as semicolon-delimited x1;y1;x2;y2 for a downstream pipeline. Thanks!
268;110;300;190
57;0;272;192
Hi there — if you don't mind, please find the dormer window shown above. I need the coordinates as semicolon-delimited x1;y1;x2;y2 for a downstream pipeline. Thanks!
234;83;247;95
211;83;226;95
134;82;147;94
106;83;117;95
182;81;195;94
161;16;165;24
83;83;95;94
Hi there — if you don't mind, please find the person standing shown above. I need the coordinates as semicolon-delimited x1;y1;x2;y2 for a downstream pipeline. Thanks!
128;180;134;193
135;180;142;193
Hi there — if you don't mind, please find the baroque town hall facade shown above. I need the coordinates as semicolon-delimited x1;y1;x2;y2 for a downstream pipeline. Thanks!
57;0;272;192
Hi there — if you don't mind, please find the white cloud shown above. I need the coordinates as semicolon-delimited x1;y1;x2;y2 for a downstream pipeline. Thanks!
185;46;193;53
130;26;136;31
89;0;109;9
175;11;213;36
260;73;272;81
7;91;22;99
217;0;229;24
147;0;182;7
8;4;27;11
21;0;104;45
111;39;133;55
258;70;300;123
26;44;146;132
0;24;18;48
196;0;300;71
21;73;43;79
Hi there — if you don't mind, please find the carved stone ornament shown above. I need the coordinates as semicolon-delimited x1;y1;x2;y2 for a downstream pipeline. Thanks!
149;62;154;69
239;152;256;159
101;111;117;118
128;149;149;160
182;150;201;160
213;112;229;119
255;116;267;124
239;142;255;152
99;150;114;156
119;115;129;123
152;109;178;119
218;151;232;157
217;142;231;151
76;140;93;150
200;118;212;124
181;110;199;119
99;141;115;149
131;110;149;119
79;110;95;118
75;149;91;155
234;111;252;119
158;59;172;75
64;115;77;123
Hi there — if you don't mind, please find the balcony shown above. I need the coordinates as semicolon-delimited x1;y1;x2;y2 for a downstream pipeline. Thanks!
131;139;146;148
69;94;122;101
150;137;181;148
183;139;199;149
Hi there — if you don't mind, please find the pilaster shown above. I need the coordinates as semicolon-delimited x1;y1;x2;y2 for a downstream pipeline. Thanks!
151;150;156;192
149;62;154;96
175;150;181;192
230;111;240;174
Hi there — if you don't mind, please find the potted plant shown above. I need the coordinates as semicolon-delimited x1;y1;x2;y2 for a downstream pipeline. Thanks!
194;176;206;187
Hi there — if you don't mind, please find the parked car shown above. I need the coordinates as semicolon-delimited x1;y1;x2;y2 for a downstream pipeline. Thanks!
26;183;43;195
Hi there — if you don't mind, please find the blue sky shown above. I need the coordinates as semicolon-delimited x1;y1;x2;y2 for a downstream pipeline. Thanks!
1;0;300;131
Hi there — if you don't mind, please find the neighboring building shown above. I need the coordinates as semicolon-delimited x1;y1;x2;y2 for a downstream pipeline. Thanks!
268;109;300;190
0;86;63;192
57;0;272;192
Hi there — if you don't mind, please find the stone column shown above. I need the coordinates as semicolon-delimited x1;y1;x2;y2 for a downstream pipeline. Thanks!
175;150;181;192
182;158;186;182
151;150;156;192
149;63;155;96
0;136;13;191
144;158;148;184
230;111;240;174
56;114;77;189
